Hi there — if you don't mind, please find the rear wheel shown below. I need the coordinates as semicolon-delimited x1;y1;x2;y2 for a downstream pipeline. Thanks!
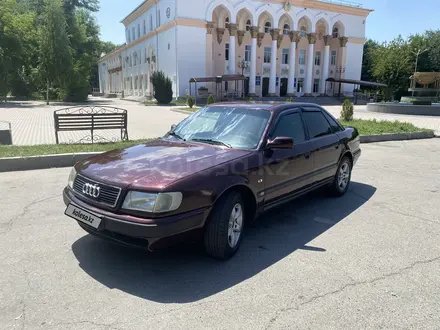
204;191;244;260
329;156;352;196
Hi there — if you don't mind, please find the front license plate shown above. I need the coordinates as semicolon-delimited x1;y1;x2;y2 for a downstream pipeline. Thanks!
65;204;102;229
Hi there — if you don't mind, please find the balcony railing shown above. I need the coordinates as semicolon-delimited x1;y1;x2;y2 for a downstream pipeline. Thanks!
317;0;363;8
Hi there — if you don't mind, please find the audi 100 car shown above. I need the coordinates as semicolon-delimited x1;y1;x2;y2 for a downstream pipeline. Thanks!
63;102;361;260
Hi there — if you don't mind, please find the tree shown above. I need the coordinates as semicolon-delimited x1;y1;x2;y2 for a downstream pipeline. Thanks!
361;39;380;82
0;0;36;101
150;71;173;104
371;36;412;100
38;0;72;104
424;30;440;72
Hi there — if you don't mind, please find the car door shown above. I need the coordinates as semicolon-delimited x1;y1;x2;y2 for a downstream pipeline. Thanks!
263;109;315;204
301;107;343;184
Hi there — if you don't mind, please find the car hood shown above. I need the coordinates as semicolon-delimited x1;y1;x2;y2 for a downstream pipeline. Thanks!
76;139;251;190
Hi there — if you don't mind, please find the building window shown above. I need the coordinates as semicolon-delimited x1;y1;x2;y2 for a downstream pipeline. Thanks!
158;10;161;26
264;47;271;63
331;50;337;65
265;21;271;33
297;78;304;92
300;25;307;37
129;54;132;67
133;53;137;66
127;29;130;43
314;51;321;66
150;15;153;31
332;27;339;38
299;49;306;65
225;43;229;61
225;17;229;28
282;48;289;64
137;24;140;38
143;20;146;35
246;19;251;31
245;45;251;62
144;49;147;63
283;24;290;36
313;79;320;93
132;27;135;41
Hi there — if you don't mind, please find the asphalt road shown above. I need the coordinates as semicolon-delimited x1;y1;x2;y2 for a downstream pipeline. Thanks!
1;139;440;330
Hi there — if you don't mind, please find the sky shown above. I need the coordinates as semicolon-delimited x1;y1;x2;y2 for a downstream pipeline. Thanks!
96;0;440;45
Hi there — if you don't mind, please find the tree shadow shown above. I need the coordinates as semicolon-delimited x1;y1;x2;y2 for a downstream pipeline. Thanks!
71;181;376;303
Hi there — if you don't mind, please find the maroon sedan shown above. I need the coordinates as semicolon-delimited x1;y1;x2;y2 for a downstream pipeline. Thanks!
64;102;361;260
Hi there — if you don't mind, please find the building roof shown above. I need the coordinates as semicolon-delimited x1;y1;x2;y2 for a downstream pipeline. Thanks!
120;1;148;24
189;75;246;83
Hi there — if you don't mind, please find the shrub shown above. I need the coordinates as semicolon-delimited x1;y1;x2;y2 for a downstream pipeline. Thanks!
286;97;294;103
187;95;195;108
150;71;173;104
412;100;432;106
207;94;215;104
249;97;254;102
341;98;354;121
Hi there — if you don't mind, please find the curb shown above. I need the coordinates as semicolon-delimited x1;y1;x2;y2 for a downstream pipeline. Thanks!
360;131;435;143
0;131;436;172
0;152;102;173
170;108;194;115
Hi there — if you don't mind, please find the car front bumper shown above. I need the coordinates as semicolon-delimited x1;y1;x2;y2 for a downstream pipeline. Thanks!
63;187;209;248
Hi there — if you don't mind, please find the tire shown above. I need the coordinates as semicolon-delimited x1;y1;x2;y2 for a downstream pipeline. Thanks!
329;156;352;197
204;191;245;260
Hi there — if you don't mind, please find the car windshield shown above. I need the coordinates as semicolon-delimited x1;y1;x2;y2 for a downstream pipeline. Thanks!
168;106;271;149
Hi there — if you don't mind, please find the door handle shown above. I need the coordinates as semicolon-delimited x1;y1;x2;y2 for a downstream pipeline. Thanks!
335;145;339;149
304;153;311;159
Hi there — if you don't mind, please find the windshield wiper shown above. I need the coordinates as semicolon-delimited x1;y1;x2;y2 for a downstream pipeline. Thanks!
190;138;232;148
168;131;185;141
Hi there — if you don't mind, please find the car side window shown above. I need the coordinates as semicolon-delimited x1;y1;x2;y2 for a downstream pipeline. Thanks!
271;112;306;143
302;111;333;139
323;111;343;133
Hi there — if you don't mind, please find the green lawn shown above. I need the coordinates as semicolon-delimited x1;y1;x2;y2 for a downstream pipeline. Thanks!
174;107;200;112
340;119;432;135
0;139;152;158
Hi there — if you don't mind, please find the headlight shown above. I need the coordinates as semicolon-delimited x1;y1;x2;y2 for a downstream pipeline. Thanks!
122;191;183;213
68;167;77;188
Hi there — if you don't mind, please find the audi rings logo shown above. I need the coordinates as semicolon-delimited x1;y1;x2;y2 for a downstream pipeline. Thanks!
82;183;100;198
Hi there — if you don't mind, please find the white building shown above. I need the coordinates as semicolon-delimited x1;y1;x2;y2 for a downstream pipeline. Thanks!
98;0;372;99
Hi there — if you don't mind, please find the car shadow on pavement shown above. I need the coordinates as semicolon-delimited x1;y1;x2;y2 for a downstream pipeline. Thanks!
72;181;376;303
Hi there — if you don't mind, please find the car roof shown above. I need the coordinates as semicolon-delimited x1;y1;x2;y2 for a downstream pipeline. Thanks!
208;102;323;114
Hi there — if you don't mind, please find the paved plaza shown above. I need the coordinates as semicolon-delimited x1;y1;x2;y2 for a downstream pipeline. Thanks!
1;139;440;329
0;98;439;146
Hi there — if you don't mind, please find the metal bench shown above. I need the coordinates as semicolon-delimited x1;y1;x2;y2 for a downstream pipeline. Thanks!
54;106;129;144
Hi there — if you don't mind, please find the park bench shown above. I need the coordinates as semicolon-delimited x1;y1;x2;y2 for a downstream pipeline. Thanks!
54;106;128;144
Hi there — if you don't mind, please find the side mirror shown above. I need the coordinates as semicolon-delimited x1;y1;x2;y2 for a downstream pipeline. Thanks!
170;124;177;131
266;137;294;149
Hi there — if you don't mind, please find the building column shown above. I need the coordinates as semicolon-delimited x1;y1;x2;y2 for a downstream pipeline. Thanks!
287;31;300;96
142;74;146;97
321;35;332;95
206;22;215;78
228;24;237;75
304;33;317;96
248;27;258;97
131;76;134;96
268;29;280;97
339;36;348;94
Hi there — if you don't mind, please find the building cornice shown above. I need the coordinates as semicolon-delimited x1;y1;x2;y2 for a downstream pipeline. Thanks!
266;0;373;17
121;0;157;26
98;18;207;63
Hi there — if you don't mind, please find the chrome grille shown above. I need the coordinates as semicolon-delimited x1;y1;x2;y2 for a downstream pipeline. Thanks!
73;174;122;208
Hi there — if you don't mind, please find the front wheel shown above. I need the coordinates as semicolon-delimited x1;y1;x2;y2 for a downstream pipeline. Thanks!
204;191;244;260
329;156;352;196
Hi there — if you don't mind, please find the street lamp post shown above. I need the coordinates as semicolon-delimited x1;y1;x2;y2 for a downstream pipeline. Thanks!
238;59;249;97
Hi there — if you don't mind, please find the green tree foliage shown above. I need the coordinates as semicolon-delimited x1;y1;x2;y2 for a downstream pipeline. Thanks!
0;0;36;100
361;39;380;82
38;0;72;104
150;71;173;104
2;0;107;102
207;94;215;104
341;98;354;121
187;95;195;108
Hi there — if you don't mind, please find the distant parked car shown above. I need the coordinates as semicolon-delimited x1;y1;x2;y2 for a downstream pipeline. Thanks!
63;102;361;260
